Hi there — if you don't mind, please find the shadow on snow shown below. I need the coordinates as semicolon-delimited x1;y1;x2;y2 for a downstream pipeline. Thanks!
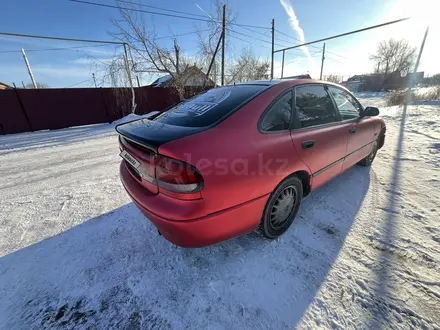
0;166;371;329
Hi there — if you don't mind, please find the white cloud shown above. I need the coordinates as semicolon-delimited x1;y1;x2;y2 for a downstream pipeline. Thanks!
279;0;311;59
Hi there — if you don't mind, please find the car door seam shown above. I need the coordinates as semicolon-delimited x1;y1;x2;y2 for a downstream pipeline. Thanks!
312;140;375;177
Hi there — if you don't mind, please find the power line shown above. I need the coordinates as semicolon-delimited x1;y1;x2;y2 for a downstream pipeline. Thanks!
228;28;289;48
0;31;122;45
238;26;309;54
232;23;270;30
275;29;354;61
227;30;271;52
0;43;118;54
116;0;207;18
156;28;211;40
64;66;125;88
275;29;322;51
325;50;351;61
68;0;270;30
274;17;410;53
68;0;213;23
64;78;94;88
274;50;322;70
325;54;346;65
274;29;351;60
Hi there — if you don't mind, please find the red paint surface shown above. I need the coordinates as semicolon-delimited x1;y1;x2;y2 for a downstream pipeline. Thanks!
120;80;386;247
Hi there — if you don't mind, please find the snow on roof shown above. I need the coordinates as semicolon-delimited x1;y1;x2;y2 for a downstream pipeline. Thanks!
150;75;172;87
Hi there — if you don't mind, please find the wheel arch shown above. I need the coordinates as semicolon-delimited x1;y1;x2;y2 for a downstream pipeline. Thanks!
275;169;312;198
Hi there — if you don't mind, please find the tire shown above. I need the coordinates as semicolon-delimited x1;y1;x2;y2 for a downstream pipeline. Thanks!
258;176;303;239
358;141;378;167
377;130;386;149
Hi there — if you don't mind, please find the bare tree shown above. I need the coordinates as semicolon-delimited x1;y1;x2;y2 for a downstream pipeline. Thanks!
370;39;417;75
25;82;49;89
323;74;342;84
226;50;270;84
110;0;202;100
196;0;236;85
104;57;134;115
107;0;270;98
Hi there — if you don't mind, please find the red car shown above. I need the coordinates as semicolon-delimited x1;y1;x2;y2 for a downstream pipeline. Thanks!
117;79;385;247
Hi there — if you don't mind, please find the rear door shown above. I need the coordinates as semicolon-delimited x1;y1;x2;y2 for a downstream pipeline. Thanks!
327;86;374;170
290;84;348;190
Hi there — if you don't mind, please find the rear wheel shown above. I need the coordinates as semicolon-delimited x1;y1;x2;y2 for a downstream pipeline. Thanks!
358;141;378;167
258;176;303;239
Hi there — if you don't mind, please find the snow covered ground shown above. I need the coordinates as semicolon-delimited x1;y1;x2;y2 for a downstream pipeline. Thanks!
0;95;439;329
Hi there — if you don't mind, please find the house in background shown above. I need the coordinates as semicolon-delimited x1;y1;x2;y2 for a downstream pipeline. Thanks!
342;72;425;92
0;81;11;90
281;74;312;80
150;66;216;88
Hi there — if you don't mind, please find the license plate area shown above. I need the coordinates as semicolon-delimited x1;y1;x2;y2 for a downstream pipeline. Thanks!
120;149;141;169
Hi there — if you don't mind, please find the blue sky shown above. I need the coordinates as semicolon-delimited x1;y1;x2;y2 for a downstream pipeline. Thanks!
0;0;438;88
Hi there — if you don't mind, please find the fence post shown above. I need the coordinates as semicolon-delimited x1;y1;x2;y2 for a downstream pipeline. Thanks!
13;88;33;132
99;87;112;123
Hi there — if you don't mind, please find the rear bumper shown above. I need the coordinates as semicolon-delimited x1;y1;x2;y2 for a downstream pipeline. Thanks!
120;162;268;247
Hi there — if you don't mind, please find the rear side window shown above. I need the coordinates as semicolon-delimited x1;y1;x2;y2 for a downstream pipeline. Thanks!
295;85;338;128
153;85;266;127
260;91;292;132
328;87;363;120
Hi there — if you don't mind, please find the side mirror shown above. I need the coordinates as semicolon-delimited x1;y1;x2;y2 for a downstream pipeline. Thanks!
361;106;380;117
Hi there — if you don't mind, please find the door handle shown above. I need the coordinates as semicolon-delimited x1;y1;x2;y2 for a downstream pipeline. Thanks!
302;140;315;149
349;127;357;135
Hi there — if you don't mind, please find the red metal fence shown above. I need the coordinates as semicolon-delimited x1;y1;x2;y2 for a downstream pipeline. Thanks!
0;86;203;135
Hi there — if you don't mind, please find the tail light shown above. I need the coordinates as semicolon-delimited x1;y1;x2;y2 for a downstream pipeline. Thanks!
156;156;204;194
119;136;204;197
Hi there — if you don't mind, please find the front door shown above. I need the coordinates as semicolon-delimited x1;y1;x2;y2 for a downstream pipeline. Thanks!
327;86;374;170
290;84;348;190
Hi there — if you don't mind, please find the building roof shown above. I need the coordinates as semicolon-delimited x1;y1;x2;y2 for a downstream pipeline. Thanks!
0;81;11;89
150;66;215;87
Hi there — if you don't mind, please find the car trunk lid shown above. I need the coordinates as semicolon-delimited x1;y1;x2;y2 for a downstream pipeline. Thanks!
117;118;205;198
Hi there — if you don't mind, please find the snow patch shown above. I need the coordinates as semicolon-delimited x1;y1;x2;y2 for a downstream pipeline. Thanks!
1;96;440;329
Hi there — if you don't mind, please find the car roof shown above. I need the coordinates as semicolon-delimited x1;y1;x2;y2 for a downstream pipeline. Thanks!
235;79;350;92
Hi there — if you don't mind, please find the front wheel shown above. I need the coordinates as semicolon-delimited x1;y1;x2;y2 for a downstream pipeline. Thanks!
358;141;378;167
258;176;303;239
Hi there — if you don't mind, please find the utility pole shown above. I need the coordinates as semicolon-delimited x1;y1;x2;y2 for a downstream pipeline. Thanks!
221;4;226;86
406;25;429;106
271;19;275;80
21;48;37;89
204;32;223;88
92;73;97;88
123;43;137;114
320;43;326;80
281;50;285;78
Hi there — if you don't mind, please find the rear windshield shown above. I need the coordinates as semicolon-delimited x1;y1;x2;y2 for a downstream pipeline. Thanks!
153;85;267;127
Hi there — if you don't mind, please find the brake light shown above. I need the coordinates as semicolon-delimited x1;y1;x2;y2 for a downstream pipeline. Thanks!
119;136;204;196
156;156;204;193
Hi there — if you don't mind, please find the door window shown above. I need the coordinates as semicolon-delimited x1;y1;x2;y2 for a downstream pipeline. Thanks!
328;87;363;120
295;85;338;128
260;91;292;132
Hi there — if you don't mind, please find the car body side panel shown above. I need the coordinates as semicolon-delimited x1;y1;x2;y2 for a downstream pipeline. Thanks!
158;83;311;218
342;117;376;170
290;122;350;190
